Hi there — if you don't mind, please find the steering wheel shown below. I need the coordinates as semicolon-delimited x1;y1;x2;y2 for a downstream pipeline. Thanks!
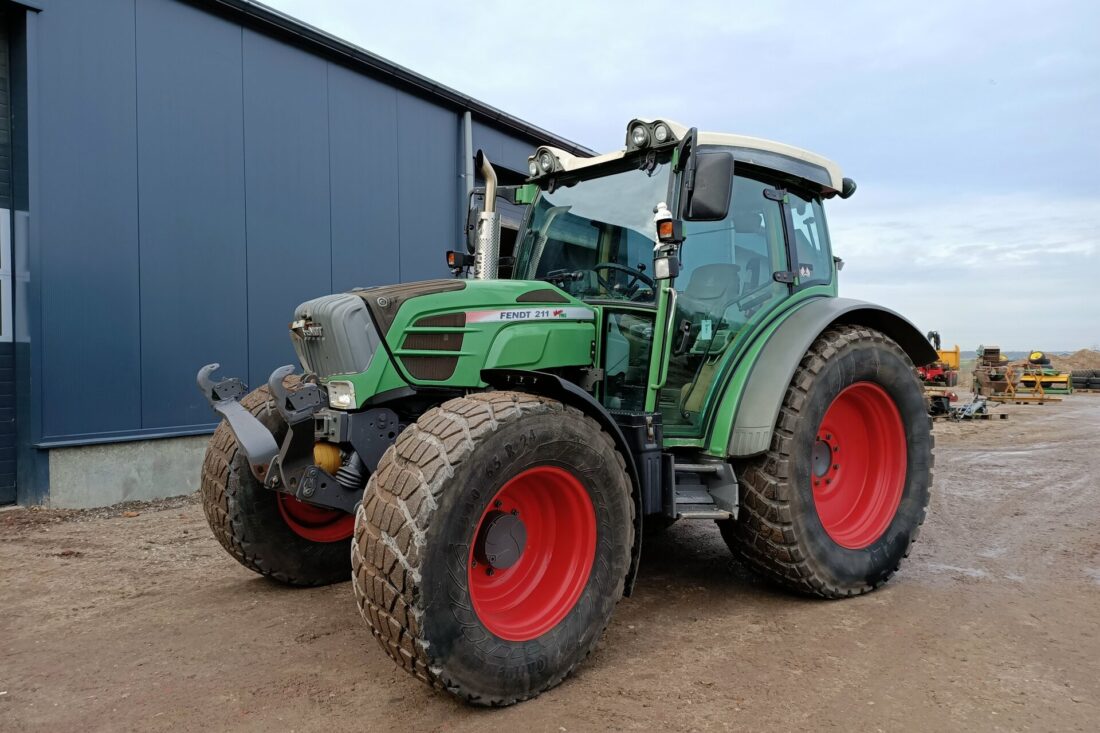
592;262;655;300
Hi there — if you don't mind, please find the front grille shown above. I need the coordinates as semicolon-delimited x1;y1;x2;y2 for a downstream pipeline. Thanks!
402;332;463;351
399;312;465;381
403;356;459;380
401;312;466;352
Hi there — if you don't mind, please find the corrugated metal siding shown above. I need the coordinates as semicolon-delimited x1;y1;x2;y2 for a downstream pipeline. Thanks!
241;29;332;389
0;11;11;211
37;0;141;440
327;63;400;292
472;121;540;177
396;93;456;283
0;14;15;503
32;0;555;444
136;0;247;430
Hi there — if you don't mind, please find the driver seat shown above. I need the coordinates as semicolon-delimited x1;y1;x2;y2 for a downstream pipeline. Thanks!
678;263;741;319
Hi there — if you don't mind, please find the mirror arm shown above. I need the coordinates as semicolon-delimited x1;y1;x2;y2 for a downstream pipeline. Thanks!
669;127;698;219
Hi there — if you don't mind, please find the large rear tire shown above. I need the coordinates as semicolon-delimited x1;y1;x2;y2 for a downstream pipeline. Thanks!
351;392;634;705
200;380;354;586
720;325;933;597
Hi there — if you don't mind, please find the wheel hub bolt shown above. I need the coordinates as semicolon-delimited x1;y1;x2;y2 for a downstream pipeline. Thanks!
486;568;494;576
494;500;502;508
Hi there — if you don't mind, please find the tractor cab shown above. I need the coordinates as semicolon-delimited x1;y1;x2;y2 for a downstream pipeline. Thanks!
506;119;853;434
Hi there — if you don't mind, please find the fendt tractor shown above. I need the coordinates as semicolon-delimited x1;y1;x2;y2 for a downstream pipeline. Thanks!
197;118;936;705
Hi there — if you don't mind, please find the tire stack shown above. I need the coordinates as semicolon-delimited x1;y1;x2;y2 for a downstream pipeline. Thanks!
1071;370;1098;391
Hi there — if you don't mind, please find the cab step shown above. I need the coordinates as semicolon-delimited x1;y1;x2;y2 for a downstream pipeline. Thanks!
669;458;739;520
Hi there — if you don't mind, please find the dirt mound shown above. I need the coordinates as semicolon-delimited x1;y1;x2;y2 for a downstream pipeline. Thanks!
1049;349;1100;372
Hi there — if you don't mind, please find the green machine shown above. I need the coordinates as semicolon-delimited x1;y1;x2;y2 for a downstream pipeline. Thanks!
197;118;936;705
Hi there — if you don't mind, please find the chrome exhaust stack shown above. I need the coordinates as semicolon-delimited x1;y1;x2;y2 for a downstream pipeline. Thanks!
473;150;501;280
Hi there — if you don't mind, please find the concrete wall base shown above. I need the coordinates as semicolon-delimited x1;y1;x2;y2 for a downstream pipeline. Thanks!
48;435;211;508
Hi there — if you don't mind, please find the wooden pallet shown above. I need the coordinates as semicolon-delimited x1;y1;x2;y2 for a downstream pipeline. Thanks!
987;396;1060;404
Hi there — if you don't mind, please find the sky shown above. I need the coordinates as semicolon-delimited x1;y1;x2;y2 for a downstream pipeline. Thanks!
265;0;1100;350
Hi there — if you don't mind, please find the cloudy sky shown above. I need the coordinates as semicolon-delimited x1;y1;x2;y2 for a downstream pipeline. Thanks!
265;0;1099;350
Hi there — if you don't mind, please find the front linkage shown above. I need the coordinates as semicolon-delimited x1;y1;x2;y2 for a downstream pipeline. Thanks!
196;363;397;514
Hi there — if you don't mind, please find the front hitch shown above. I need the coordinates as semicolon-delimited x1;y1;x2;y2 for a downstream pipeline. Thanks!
198;363;380;515
196;363;281;467
267;365;326;424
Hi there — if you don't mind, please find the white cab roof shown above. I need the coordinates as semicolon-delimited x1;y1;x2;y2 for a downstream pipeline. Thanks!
535;118;845;194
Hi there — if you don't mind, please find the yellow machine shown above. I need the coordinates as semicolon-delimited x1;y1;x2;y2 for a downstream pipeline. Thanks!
936;343;960;370
1018;351;1072;394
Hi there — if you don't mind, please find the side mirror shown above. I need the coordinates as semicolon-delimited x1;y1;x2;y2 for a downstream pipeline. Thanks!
685;151;734;221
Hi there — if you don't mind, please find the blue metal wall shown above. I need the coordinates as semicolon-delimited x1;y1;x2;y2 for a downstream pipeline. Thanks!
28;0;544;446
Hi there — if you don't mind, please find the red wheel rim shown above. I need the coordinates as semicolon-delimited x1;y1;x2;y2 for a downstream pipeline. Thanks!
812;382;906;549
277;494;354;543
468;466;596;641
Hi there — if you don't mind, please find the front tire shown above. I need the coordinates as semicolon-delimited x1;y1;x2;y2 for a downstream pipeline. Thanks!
351;392;634;705
721;325;933;597
200;381;354;586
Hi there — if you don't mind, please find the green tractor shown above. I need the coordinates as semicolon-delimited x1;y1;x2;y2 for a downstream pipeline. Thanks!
197;118;935;705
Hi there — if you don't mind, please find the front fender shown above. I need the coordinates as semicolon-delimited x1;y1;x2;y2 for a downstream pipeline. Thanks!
715;297;937;457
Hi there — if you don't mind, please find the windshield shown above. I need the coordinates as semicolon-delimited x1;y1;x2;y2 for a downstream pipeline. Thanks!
512;158;673;302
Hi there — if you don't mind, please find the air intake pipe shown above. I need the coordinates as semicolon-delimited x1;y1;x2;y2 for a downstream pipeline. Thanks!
473;150;500;280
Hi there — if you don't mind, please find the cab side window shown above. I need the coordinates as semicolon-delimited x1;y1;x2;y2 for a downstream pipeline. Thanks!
679;173;785;321
788;190;832;288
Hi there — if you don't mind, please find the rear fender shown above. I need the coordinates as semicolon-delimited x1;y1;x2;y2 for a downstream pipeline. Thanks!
715;297;937;457
480;368;645;597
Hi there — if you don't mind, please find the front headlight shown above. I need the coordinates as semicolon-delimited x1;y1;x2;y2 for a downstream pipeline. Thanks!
327;380;356;409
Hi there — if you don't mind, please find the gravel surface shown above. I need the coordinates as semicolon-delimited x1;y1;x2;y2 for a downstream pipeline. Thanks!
2;396;1098;732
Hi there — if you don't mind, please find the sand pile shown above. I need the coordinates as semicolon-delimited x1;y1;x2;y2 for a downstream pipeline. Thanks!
1049;349;1100;372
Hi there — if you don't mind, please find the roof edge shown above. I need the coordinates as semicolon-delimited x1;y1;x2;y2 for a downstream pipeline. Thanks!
187;0;594;157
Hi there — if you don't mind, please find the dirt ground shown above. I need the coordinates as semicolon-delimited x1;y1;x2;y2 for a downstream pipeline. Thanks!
3;396;1099;732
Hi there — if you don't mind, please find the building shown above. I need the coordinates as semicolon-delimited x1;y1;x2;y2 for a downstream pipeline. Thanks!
0;0;589;507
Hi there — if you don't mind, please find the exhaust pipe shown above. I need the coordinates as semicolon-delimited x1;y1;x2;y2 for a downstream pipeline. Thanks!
473;150;500;280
